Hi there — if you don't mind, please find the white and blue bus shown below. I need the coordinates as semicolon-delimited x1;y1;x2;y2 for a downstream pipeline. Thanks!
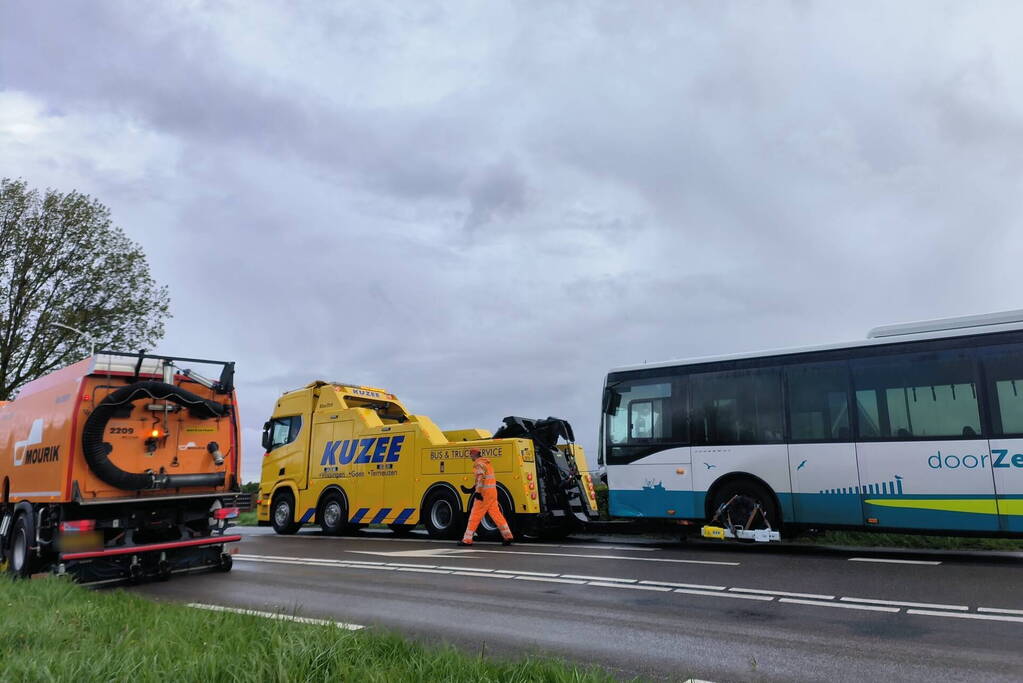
599;310;1023;536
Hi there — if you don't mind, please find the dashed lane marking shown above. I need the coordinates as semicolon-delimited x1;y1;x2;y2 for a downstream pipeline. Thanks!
263;533;658;551
729;587;836;600
513;575;588;585
234;554;1022;624
676;588;772;601
979;607;1023;615
907;609;1023;623
588;581;672;592
639;580;727;591
840;597;969;611
561;574;638;583
848;557;942;566
187;603;363;630
465;549;740;566
780;598;899;613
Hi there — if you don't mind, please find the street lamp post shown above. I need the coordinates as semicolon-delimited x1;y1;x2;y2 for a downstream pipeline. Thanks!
50;322;96;357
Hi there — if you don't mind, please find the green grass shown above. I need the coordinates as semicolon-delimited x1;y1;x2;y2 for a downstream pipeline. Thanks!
235;510;258;527
0;577;616;682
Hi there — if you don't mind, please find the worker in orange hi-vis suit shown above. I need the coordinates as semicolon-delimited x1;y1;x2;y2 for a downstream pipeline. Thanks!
458;448;514;546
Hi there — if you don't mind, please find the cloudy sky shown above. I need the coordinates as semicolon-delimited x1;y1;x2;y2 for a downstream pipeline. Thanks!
3;2;1023;482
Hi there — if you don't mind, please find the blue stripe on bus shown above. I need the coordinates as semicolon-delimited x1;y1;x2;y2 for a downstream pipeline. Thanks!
393;507;416;525
299;507;316;524
350;507;370;523
370;508;392;525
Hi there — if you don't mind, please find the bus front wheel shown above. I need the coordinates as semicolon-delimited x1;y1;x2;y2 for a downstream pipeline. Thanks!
710;480;780;530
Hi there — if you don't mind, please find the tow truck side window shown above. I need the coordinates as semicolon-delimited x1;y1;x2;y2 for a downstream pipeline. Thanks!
267;416;302;451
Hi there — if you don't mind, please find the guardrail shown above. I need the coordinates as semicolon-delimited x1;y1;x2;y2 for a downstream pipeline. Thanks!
222;493;254;512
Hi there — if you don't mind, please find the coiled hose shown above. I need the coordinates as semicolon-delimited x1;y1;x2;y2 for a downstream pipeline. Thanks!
81;381;229;490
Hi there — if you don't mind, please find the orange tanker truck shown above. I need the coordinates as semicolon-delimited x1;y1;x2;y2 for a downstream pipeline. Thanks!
0;351;242;583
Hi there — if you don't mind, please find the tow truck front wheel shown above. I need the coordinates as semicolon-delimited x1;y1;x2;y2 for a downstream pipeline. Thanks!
423;490;464;539
271;492;301;535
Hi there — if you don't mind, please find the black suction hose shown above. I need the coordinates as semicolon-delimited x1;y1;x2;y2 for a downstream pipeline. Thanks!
82;381;228;490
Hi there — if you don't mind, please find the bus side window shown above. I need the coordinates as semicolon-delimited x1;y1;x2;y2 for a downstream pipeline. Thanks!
979;343;1023;435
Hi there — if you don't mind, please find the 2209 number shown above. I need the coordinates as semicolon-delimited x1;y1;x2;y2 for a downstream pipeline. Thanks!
109;427;135;435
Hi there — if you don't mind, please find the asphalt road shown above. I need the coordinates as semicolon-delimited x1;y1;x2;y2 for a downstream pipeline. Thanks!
132;528;1023;681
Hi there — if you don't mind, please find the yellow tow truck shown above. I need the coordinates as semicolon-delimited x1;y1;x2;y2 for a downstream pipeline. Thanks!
257;381;598;539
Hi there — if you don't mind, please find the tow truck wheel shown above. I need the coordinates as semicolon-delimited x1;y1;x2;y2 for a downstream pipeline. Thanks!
318;492;347;536
478;489;516;541
423;489;464;539
271;492;301;535
7;514;34;578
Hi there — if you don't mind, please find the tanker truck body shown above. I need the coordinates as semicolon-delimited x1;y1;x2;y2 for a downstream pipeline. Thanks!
0;352;241;583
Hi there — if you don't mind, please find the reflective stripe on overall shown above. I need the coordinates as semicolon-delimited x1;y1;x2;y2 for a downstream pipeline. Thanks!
462;457;513;542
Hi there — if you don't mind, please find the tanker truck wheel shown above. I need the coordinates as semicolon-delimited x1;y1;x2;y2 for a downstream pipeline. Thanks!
271;491;301;535
7;515;35;578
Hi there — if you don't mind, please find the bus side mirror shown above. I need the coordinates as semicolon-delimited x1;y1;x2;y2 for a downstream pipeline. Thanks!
261;421;272;451
602;387;621;415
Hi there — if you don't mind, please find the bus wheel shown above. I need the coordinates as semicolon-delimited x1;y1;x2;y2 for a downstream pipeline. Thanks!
7;514;35;578
318;492;348;536
423;490;464;539
271;491;301;535
710;480;780;530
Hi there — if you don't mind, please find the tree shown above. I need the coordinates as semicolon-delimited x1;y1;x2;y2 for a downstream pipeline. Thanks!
0;178;170;399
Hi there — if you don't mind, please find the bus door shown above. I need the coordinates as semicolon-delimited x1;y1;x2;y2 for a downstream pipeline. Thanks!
786;362;862;526
979;344;1023;533
851;350;998;532
604;376;694;519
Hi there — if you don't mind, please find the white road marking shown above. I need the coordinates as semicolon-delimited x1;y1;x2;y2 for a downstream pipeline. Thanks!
840;597;968;611
676;588;773;601
979;607;1023;615
234;553;1023;623
464;549;740;566
437;565;493;572
513;575;588;585
907;609;1023;623
780;598;899;613
270;533;657;551
848;557;941;566
348;549;467;558
588;581;672;592
561;574;638;583
729;588;836;600
187;603;363;630
453;571;514;579
639;580;726;591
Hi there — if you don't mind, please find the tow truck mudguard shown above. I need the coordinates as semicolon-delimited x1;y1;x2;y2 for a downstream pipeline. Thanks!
82;380;228;490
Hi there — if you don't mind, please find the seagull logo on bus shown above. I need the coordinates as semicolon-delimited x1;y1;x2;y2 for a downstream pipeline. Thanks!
703;462;716;470
797;460;807;470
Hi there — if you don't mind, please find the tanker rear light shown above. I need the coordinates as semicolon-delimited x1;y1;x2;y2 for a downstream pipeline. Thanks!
528;482;535;490
530;492;537;500
526;473;533;481
60;520;96;533
213;507;240;520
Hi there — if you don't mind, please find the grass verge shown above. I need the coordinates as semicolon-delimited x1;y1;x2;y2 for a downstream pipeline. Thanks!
235;510;258;526
0;577;615;682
